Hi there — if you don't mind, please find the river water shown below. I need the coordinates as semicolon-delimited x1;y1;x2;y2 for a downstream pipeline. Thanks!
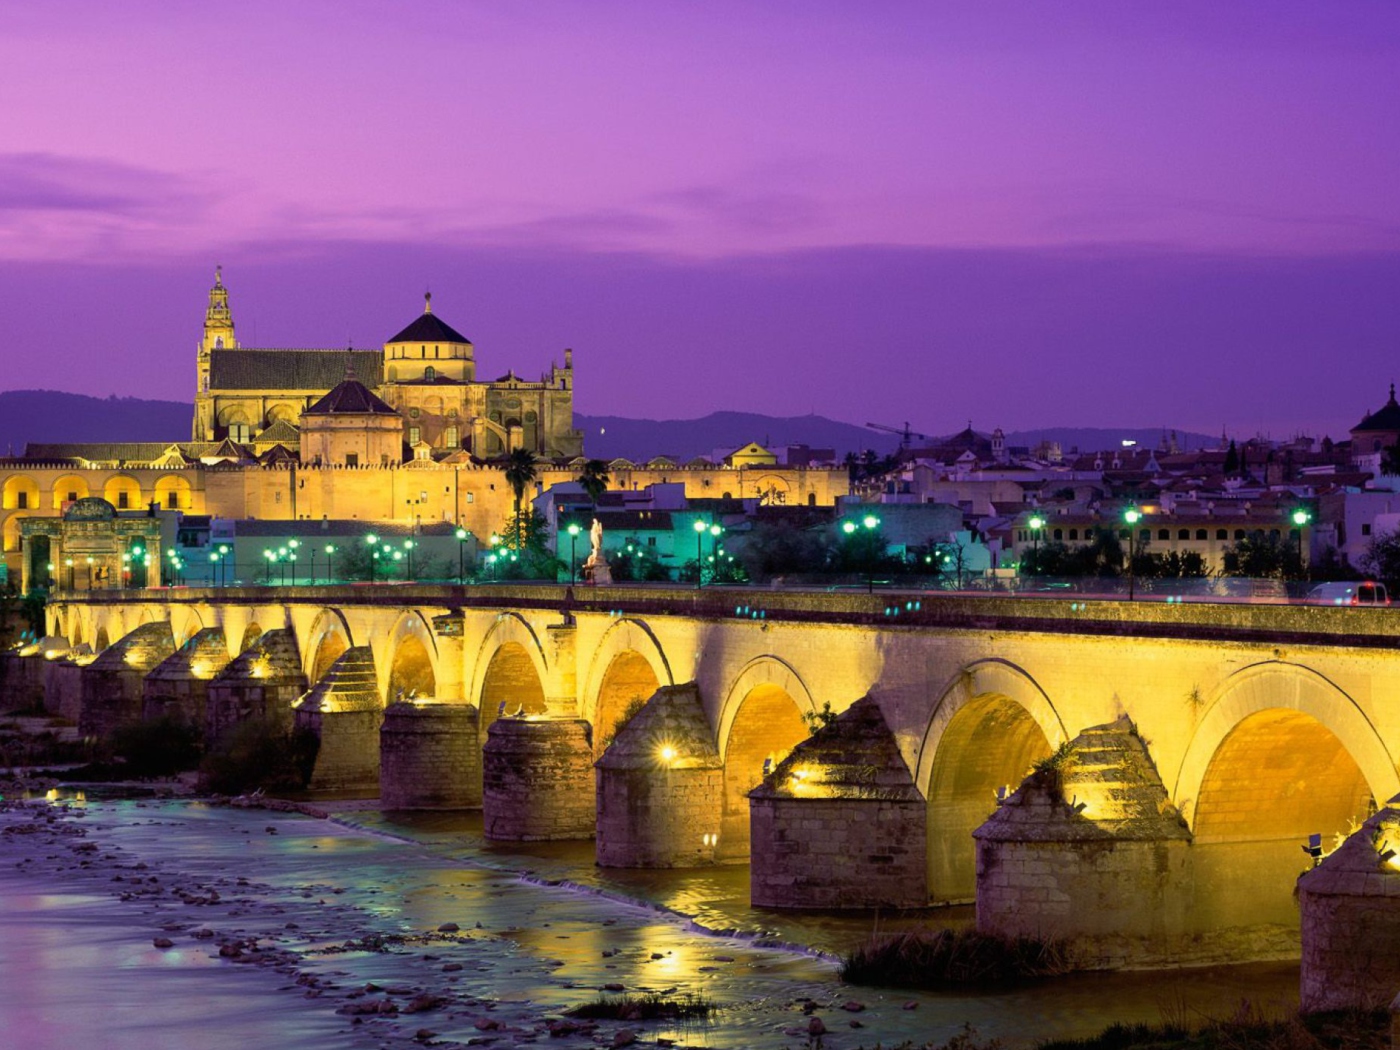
0;795;1300;1049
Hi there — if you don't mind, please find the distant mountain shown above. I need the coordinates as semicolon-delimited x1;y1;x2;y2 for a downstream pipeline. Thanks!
0;390;190;454
0;390;1219;462
575;412;1219;462
574;411;901;462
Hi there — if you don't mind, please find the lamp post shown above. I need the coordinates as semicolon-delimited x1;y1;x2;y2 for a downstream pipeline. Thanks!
288;539;299;585
566;522;581;584
1028;513;1045;557
324;544;336;584
366;533;379;583
64;557;74;590
217;544;229;587
455;527;470;584
403;539;415;581
1292;508;1311;577
86;555;94;590
693;519;708;588
209;550;220;588
1123;507;1141;601
843;513;882;593
709;523;723;584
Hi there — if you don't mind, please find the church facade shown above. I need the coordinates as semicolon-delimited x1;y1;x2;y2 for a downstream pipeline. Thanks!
191;269;582;459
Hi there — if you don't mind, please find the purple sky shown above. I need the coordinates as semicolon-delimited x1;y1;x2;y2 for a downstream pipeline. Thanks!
2;2;1398;439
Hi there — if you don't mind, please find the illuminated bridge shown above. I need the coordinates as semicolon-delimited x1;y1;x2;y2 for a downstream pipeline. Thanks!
14;584;1400;980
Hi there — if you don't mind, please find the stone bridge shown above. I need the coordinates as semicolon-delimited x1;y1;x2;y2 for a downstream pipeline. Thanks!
16;584;1400;978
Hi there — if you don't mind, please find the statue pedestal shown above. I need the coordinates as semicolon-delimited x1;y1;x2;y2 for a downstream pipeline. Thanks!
584;556;612;585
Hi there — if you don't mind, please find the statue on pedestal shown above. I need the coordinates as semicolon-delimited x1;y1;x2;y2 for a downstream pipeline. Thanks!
582;517;612;584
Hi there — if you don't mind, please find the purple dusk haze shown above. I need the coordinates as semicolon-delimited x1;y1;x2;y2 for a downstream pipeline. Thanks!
0;2;1398;440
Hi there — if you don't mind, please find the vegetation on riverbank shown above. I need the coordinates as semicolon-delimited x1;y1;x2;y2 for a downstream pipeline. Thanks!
565;991;713;1021
840;928;1071;987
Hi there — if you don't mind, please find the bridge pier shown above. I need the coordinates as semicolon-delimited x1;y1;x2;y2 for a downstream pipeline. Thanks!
295;646;381;795
974;718;1194;969
749;697;927;909
1299;803;1400;1012
595;683;722;868
206;629;307;741
42;654;87;722
379;701;481;809
78;622;175;738
142;627;230;728
483;717;595;841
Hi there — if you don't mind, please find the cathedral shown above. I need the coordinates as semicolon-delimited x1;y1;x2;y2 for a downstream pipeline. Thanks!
191;269;583;460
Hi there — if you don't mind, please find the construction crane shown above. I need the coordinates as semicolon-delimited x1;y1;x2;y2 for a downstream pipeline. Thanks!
865;420;928;449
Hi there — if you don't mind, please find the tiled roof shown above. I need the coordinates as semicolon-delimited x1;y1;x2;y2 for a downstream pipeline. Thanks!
303;378;398;416
209;349;383;391
1353;385;1400;433
20;441;215;463
386;312;470;346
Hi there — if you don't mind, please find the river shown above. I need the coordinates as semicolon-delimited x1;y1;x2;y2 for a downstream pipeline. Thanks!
0;795;1301;1049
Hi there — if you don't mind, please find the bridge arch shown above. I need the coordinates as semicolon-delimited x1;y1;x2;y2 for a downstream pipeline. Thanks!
917;658;1067;903
1176;661;1399;932
304;608;354;684
472;613;550;732
715;656;816;860
582;618;673;752
381;610;439;702
170;605;206;647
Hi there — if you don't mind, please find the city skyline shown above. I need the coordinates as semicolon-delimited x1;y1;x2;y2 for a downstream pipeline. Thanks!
2;2;1398;438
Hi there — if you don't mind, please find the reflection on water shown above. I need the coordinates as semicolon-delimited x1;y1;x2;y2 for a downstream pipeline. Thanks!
359;808;968;956
0;798;1304;1050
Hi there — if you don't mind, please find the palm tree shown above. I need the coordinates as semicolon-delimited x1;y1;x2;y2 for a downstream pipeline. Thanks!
503;448;539;549
577;458;611;503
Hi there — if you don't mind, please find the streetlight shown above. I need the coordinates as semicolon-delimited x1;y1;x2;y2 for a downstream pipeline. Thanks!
693;519;708;589
1027;514;1045;559
288;539;300;585
263;548;277;585
566;522;581;584
64;557;74;590
403;539;415;581
1292;508;1311;576
85;555;94;590
324;544;336;584
455;527;470;584
843;513;882;592
1123;507;1141;601
365;533;379;583
217;544;229;587
709;523;723;584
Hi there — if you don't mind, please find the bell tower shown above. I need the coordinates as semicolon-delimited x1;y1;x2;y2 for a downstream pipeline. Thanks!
193;266;237;440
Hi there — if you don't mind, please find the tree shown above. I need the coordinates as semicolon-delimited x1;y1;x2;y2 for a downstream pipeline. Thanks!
1220;532;1302;579
1360;529;1400;591
495;511;561;580
731;519;834;582
503;448;540;548
576;458;611;503
1223;440;1239;476
1382;441;1400;477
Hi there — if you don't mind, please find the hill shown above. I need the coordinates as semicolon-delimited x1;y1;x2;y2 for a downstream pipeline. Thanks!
0;390;1219;462
0;390;191;454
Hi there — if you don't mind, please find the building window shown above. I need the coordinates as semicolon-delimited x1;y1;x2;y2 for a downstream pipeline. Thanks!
1234;529;1246;540
66;491;77;503
346;453;359;467
1362;523;1372;536
1196;529;1207;540
424;367;436;381
1053;528;1063;541
409;407;420;418
445;426;458;447
648;537;656;547
15;492;27;509
1069;528;1079;540
166;493;178;509
409;426;421;445
117;492;129;509
1158;528;1169;541
1178;529;1190;540
1216;528;1227;540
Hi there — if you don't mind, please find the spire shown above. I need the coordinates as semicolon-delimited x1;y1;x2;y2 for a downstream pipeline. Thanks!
214;264;224;289
424;290;432;315
1390;382;1396;405
345;342;357;380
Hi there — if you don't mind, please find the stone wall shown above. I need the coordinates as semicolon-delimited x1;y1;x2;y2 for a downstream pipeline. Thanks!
380;701;480;809
751;795;927;909
78;621;175;738
42;659;85;722
595;683;723;868
295;646;382;795
0;652;45;711
483;718;595;841
1299;809;1400;1012
749;697;928;908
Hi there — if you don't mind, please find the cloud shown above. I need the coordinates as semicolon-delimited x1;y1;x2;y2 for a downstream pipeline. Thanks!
0;152;214;216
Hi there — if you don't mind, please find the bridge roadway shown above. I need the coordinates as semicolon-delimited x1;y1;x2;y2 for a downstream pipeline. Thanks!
34;583;1400;962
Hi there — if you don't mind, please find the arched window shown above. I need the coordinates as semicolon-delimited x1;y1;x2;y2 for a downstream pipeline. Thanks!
424;366;436;381
1069;528;1079;540
1196;529;1208;540
1178;529;1190;540
1052;528;1063;540
1216;528;1228;540
1158;528;1170;540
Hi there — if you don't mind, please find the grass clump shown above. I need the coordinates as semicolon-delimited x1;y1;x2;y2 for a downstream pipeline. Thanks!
840;927;1070;988
565;991;713;1021
1037;1005;1388;1050
198;718;318;795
